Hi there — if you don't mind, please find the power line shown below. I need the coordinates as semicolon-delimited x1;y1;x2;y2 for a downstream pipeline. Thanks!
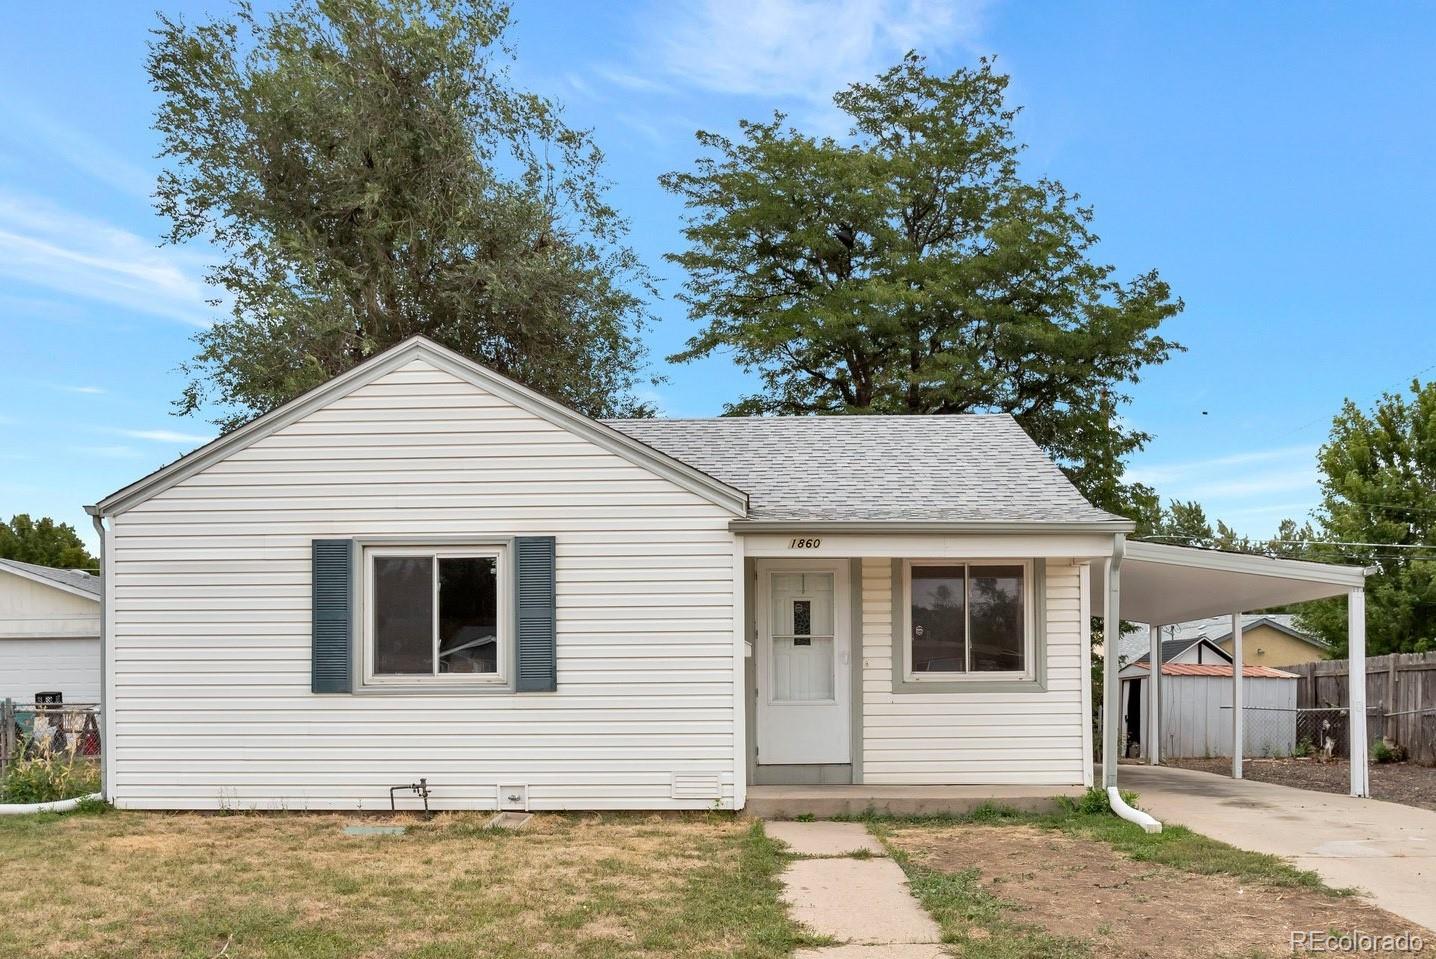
1279;358;1436;437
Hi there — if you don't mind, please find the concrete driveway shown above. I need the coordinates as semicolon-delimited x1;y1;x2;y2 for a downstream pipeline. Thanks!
1118;764;1436;931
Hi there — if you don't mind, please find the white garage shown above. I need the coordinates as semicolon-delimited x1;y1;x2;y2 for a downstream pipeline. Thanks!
0;559;101;705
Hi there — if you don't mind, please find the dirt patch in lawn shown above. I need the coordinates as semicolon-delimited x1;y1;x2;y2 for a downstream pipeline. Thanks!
887;824;1427;958
1166;756;1436;811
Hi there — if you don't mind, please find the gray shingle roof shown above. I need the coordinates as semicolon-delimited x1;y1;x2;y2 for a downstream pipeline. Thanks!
602;414;1125;525
0;558;101;596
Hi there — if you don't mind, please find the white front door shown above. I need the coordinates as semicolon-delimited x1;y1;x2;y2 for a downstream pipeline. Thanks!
755;560;851;766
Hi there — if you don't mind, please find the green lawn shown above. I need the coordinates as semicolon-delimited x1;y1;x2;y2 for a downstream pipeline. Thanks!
0;808;813;959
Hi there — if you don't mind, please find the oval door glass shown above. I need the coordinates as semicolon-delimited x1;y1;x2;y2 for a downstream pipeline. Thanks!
770;572;835;702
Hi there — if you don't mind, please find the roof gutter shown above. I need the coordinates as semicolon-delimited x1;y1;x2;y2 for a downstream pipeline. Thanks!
728;519;1137;535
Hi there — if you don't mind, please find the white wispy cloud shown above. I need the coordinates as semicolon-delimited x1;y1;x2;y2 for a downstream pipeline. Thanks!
1178;469;1319;501
1124;445;1318;488
0;103;155;199
1126;443;1322;536
72;444;142;459
0;190;218;327
641;0;991;104
57;385;105;395
110;428;213;444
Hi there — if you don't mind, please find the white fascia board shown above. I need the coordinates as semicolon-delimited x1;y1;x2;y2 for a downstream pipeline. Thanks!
1123;540;1369;588
89;337;749;518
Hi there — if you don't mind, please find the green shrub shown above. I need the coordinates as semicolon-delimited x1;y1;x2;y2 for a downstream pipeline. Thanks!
0;752;101;804
1371;739;1405;764
1293;738;1314;758
1060;785;1140;816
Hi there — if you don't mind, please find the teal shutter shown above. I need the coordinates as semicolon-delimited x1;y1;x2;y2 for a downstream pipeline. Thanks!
515;536;557;692
311;539;354;693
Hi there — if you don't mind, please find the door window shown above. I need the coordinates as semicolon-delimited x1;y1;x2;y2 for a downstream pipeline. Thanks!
770;572;835;702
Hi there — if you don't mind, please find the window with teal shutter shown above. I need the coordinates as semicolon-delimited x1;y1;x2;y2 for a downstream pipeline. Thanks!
312;539;354;693
514;536;556;692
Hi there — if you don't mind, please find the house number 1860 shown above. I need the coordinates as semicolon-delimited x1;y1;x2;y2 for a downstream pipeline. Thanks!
788;537;822;549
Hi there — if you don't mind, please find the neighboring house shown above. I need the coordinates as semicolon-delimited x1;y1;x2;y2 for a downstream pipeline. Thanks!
1208;615;1327;668
83;336;1364;812
1117;614;1327;670
1122;635;1233;670
0;558;101;704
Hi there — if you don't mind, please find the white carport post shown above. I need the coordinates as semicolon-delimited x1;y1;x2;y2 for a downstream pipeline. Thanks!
1349;588;1369;797
1147;624;1162;765
1231;613;1244;779
1102;536;1124;789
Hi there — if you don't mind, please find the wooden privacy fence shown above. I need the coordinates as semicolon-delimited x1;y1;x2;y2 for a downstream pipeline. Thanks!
1285;651;1436;765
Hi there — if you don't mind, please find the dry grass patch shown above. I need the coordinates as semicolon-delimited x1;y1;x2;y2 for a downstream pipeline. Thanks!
0;809;807;959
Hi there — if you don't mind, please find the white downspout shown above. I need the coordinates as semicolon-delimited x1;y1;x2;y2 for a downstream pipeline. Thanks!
1108;786;1162;833
0;793;102;815
88;509;111;805
1103;534;1162;833
1102;535;1124;788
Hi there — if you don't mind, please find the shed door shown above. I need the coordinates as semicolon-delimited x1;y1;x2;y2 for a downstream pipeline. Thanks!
755;562;851;765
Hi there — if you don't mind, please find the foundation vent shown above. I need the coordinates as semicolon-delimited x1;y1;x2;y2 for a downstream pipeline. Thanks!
671;773;722;801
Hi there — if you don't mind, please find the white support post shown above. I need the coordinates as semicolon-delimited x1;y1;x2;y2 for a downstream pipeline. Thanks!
1349;587;1369;798
1147;624;1162;765
1231;613;1244;780
1102;537;1125;789
731;535;747;811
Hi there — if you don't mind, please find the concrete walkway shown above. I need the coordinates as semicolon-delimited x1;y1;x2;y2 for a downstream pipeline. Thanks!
766;821;945;959
1119;764;1436;931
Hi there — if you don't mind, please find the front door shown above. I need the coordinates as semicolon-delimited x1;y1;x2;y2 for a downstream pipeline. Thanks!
755;560;851;766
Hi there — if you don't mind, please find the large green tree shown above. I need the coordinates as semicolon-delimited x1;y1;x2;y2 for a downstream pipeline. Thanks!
1292;381;1436;656
151;0;653;430
660;54;1182;514
0;515;96;570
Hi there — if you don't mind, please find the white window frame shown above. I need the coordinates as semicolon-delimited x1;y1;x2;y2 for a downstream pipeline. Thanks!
902;558;1035;683
363;545;508;687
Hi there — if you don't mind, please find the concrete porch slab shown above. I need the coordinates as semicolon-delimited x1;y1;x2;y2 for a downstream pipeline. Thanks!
746;783;1085;819
766;821;887;856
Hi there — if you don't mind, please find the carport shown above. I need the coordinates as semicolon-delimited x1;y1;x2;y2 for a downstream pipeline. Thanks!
1094;539;1374;797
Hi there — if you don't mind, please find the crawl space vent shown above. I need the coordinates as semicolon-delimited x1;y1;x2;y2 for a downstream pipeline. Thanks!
671;773;722;801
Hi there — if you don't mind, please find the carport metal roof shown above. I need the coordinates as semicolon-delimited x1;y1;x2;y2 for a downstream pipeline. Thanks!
1092;540;1371;627
1094;538;1374;799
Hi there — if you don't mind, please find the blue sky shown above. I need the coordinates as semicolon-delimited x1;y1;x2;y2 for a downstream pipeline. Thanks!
2;0;1434;550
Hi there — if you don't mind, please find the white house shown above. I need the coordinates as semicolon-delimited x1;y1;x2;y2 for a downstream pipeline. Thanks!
0;558;101;704
85;337;1375;811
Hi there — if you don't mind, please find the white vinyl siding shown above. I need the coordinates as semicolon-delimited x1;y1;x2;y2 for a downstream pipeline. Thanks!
860;557;1086;785
108;357;738;811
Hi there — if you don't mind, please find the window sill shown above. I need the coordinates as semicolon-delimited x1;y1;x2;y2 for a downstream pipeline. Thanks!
891;677;1047;694
350;680;516;696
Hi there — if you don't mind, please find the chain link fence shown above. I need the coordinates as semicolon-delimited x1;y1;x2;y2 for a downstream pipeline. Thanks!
1234;704;1385;760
